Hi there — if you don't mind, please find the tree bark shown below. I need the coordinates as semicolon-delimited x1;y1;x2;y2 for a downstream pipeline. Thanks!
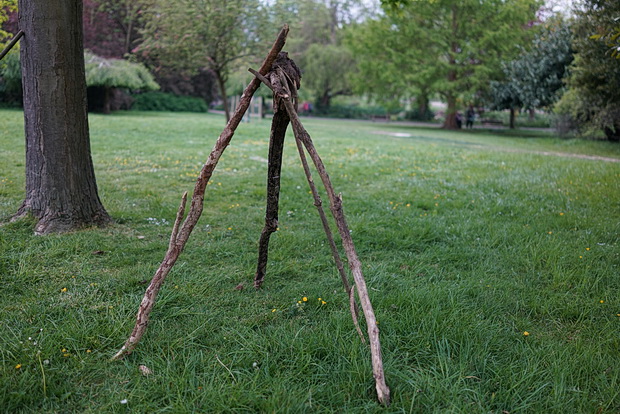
14;0;110;234
443;93;458;129
509;107;516;129
214;68;231;122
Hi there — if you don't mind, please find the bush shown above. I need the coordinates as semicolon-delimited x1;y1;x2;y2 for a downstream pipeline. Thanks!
404;107;435;121
312;103;398;120
131;92;208;113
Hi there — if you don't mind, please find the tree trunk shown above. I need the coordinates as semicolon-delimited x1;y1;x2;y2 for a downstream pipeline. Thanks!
15;0;110;234
443;93;458;129
214;69;231;122
509;107;516;129
103;86;112;114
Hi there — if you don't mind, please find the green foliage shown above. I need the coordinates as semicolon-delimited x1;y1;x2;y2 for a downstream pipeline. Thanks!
490;20;573;113
270;0;360;108
131;91;208;112
556;0;620;141
348;0;541;128
1;110;620;412
0;46;21;107
84;51;159;91
0;0;17;49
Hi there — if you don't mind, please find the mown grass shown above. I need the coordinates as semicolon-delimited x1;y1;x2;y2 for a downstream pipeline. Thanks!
1;109;619;413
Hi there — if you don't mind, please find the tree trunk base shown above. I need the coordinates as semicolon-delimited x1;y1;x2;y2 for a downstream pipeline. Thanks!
12;206;111;235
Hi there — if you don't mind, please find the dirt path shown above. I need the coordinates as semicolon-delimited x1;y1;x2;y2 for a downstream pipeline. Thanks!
375;131;620;163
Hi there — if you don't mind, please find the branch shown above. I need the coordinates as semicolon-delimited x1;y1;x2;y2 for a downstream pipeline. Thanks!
112;24;290;361
0;30;24;61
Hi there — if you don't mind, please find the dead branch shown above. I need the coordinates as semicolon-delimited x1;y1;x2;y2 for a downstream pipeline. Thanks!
0;30;24;61
112;25;290;361
249;65;390;406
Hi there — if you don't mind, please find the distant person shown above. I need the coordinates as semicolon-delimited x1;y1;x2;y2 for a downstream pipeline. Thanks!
466;105;475;129
456;112;463;129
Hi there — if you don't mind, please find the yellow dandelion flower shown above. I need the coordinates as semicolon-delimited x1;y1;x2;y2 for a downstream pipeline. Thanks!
297;301;302;304
548;231;553;235
600;300;605;304
523;331;530;336
406;203;411;207
586;247;590;251
15;364;21;369
86;349;92;353
302;297;308;302
227;227;232;230
60;287;67;292
559;212;564;216
61;348;67;353
318;298;322;301
272;308;276;312
579;256;583;259
63;353;70;357
321;300;326;305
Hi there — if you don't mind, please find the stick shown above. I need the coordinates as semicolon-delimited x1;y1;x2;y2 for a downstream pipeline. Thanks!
0;30;23;61
112;25;290;361
254;104;289;289
284;99;390;406
252;68;390;405
349;285;365;344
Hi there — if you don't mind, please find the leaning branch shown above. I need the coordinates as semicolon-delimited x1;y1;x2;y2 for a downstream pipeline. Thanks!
112;25;290;361
0;30;24;61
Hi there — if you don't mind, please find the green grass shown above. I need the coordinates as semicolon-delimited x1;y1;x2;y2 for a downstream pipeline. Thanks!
1;109;619;413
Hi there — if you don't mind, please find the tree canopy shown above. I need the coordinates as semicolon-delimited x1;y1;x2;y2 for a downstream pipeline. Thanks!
554;0;620;141
349;0;541;128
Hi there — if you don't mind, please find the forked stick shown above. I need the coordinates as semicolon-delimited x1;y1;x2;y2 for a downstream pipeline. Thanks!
111;25;290;360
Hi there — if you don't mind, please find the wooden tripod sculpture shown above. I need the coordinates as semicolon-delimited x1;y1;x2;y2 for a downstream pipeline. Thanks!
112;25;390;406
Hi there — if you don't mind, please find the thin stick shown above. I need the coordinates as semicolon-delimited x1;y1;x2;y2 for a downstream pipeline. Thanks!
287;102;390;405
293;136;350;295
349;285;366;344
112;25;289;361
0;30;23;61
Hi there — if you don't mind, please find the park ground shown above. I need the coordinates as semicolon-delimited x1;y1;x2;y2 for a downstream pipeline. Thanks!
1;109;619;412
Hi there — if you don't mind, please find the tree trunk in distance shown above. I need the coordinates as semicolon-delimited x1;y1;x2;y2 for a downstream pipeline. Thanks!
15;0;110;234
215;69;231;122
443;94;458;129
509;107;516;129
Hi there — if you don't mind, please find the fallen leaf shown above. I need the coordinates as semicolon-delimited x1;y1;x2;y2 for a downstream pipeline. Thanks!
234;283;244;291
91;250;105;255
137;235;145;239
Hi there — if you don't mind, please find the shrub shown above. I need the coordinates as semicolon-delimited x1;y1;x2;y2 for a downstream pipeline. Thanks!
131;91;208;113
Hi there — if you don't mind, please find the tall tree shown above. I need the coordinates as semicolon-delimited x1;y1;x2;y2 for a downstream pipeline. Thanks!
490;20;573;129
14;0;110;234
555;0;620;141
137;0;265;121
351;0;540;129
271;0;359;110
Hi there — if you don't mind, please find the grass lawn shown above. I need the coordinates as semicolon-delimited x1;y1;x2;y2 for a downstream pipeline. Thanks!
1;109;619;413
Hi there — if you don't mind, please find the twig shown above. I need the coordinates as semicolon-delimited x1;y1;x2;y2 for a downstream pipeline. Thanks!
0;30;24;61
112;25;290;361
215;354;237;383
349;285;366;344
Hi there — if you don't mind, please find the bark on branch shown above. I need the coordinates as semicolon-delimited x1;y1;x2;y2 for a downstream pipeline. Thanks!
112;25;289;361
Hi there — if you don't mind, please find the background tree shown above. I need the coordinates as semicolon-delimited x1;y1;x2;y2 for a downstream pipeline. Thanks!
490;20;573;129
554;0;620;141
270;0;361;111
137;0;265;121
353;0;540;129
15;0;110;234
346;15;437;119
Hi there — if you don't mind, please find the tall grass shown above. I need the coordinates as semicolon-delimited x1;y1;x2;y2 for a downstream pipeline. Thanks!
1;109;619;412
